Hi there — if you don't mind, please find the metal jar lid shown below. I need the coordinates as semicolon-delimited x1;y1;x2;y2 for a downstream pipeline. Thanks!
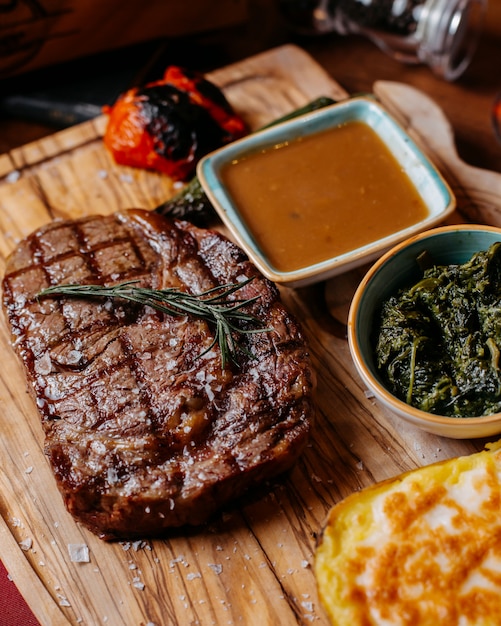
417;0;487;80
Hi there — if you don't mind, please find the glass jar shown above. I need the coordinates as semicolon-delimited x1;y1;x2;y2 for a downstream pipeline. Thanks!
278;0;487;81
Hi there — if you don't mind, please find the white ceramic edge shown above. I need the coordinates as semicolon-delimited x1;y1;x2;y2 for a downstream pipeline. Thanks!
197;97;456;288
348;224;501;439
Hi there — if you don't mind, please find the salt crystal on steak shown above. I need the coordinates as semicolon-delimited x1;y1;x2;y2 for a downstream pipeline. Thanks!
2;209;315;540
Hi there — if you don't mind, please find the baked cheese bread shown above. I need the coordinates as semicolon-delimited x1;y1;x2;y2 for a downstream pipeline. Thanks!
315;442;501;626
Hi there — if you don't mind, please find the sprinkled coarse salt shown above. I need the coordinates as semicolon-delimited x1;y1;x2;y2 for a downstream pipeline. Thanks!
107;468;119;484
186;572;201;581
19;538;32;551
170;555;185;566
208;563;223;575
68;544;90;563
119;173;133;183
6;170;20;183
97;169;108;179
35;351;52;375
204;384;215;401
57;594;71;607
67;349;82;364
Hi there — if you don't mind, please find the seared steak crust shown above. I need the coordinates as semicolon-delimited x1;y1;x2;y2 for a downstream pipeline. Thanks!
2;209;314;539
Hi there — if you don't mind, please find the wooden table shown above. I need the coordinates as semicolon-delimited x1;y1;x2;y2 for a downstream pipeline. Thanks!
2;2;500;171
1;4;501;626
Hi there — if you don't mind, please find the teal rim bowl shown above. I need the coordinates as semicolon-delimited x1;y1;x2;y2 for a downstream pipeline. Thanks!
348;224;501;439
197;97;456;288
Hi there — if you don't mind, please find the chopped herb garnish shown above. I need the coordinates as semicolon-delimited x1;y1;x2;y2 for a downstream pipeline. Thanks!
38;278;271;369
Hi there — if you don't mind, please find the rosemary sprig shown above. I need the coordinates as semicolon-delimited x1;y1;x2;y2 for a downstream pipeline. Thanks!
37;278;271;368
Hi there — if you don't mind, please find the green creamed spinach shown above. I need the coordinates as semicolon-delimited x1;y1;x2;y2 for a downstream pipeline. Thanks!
375;242;501;417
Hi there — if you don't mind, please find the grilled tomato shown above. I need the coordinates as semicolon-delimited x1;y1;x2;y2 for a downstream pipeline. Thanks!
103;66;247;181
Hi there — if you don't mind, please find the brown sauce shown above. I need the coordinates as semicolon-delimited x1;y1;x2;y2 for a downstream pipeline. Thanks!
221;120;429;273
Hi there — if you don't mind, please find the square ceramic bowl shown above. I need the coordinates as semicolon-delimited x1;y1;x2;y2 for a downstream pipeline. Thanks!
348;224;501;439
197;97;456;288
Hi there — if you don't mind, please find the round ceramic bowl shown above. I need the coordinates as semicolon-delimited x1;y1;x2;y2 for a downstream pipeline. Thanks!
348;224;501;439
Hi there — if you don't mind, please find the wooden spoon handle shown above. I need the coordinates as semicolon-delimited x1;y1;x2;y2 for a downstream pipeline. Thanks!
374;80;501;227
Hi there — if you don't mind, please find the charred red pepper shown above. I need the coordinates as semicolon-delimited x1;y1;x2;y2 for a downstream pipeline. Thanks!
103;66;248;181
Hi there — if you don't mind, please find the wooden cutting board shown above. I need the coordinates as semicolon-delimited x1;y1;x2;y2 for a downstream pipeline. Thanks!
0;44;500;626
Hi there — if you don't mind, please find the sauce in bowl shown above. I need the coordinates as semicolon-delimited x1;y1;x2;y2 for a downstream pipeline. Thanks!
220;120;429;273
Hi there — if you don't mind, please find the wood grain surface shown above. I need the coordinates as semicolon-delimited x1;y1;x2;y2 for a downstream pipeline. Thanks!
0;44;500;626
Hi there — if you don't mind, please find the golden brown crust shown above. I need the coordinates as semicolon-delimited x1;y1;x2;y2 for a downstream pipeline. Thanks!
315;443;501;626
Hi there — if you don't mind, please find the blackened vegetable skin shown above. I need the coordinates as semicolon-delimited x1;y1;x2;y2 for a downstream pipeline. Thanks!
375;242;501;418
103;66;248;181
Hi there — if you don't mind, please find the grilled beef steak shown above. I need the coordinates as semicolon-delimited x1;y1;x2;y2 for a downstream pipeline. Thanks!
2;209;315;539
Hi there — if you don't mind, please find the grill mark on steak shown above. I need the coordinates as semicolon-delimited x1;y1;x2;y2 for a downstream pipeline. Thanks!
2;209;315;539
